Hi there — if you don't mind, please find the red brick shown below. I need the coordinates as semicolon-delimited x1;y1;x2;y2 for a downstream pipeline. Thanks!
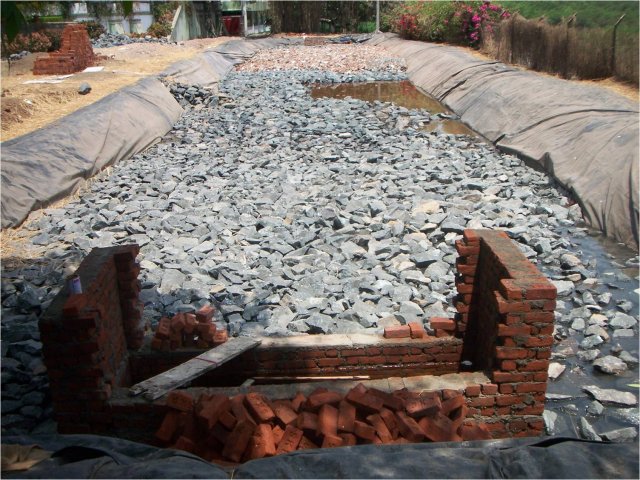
171;313;186;332
408;322;425;338
430;317;456;331
465;385;481;397
196;304;215;323
524;283;556;300
155;411;181;444
317;403;339;438
198;394;230;429
184;314;197;334
520;359;550;371
395;411;425;442
246;423;276;459
419;412;460;442
273;402;298;426
213;329;228;345
525;336;554;347
156;317;171;339
384;325;411;338
482;383;499;395
276;425;303;454
346;388;383;414
366;413;393;443
354;420;377;441
441;394;465;416
492;371;531;383
245;393;275;423
272;425;285;446
219;410;237;430
291;392;307;412
297;411;318;432
230;395;256;425
515;382;547;393
339;433;357;446
337;400;356;433
166;390;194;412
495;347;530;359
173;435;196;454
321;434;344;448
305;390;342;410
222;420;255;463
497;324;532;337
367;388;405;411
499;279;524;300
460;422;492;441
522;311;554;323
405;394;442;419
449;403;468;430
297;436;319;450
468;396;495;408
379;408;400;439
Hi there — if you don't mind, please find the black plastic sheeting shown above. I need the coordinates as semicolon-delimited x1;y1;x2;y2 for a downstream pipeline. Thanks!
159;38;301;87
1;77;183;229
368;33;639;248
3;434;638;479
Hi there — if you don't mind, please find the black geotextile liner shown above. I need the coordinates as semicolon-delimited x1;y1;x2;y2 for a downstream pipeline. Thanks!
2;434;227;479
368;33;639;248
0;77;183;229
159;38;302;87
3;435;638;479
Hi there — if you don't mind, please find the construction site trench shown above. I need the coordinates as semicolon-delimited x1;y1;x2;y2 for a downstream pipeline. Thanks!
1;34;638;475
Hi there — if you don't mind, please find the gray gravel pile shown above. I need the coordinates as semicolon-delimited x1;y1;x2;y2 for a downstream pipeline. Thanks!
1;63;638;440
162;81;218;107
91;32;173;48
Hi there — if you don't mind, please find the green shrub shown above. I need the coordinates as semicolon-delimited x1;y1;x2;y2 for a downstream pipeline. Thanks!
2;31;51;55
386;1;510;47
45;30;61;51
147;22;172;38
80;20;106;39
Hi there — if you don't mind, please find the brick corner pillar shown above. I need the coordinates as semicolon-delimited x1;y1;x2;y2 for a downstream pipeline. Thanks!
454;229;556;438
39;244;142;434
113;244;146;350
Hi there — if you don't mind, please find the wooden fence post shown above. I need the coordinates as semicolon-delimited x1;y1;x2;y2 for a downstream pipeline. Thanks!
611;13;626;77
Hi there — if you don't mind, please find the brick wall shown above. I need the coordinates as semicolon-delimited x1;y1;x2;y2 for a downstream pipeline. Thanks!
39;244;144;433
454;229;556;437
40;228;555;442
32;24;95;75
130;335;464;385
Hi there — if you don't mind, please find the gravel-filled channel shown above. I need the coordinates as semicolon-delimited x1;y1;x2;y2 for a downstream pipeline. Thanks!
1;44;638;443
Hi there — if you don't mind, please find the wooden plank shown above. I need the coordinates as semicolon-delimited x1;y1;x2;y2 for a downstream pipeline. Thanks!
129;337;261;401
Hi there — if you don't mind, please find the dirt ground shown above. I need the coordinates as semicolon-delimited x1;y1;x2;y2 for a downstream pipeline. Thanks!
0;37;236;142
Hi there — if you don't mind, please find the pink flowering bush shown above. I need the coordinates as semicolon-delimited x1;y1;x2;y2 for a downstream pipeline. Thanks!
383;1;510;47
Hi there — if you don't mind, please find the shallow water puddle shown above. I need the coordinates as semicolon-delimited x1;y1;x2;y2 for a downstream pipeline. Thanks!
310;80;477;136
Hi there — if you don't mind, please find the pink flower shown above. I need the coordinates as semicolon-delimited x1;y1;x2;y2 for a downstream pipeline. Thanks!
472;14;481;23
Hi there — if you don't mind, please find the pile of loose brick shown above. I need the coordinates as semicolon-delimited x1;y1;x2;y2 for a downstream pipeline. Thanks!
33;24;95;75
150;305;228;351
155;383;491;464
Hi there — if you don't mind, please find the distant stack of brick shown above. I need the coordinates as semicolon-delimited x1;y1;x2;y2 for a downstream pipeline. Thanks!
150;305;228;351
33;24;95;75
155;384;491;464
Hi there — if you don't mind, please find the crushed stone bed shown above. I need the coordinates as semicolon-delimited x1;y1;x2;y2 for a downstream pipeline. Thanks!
1;44;638;441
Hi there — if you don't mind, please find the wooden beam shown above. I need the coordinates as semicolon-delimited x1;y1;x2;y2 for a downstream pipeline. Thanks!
129;337;261;401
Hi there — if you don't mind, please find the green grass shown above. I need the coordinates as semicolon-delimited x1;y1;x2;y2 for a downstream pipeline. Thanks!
358;21;376;33
500;1;639;32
